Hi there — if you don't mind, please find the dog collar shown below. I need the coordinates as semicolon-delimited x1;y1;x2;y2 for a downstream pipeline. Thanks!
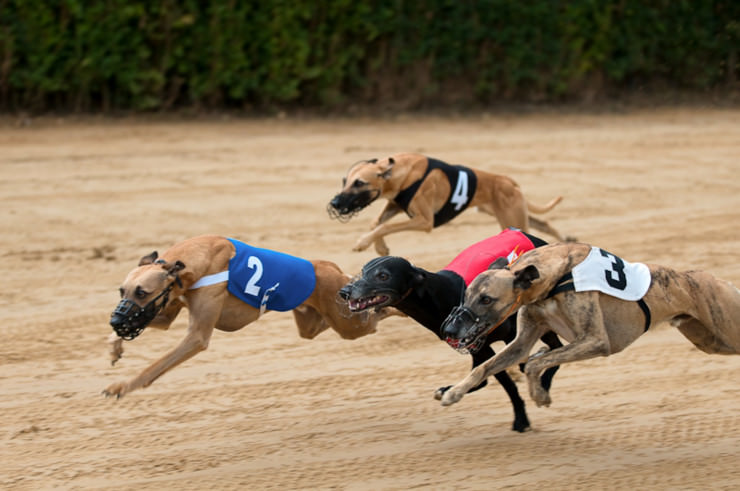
189;271;229;289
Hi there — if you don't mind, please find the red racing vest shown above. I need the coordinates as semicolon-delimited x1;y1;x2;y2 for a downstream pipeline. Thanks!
443;228;536;286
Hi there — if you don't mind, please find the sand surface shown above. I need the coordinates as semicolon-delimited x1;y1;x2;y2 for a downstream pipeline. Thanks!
1;108;739;490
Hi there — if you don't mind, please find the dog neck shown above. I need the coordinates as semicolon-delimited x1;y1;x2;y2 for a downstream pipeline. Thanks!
394;269;465;337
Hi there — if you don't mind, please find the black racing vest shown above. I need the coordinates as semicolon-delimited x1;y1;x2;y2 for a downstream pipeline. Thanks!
393;158;478;227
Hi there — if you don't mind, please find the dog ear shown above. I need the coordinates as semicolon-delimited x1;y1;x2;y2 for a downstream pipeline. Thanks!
410;268;428;295
488;257;509;270
513;265;539;290
166;260;186;288
139;251;158;266
377;157;395;180
167;260;186;275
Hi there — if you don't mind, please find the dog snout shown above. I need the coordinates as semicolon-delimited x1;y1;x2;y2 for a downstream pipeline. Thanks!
442;316;461;339
442;307;473;339
329;194;345;210
110;313;126;330
338;283;353;301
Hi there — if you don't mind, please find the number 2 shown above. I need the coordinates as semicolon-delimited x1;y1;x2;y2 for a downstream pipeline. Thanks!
599;249;627;290
244;256;263;296
450;170;469;210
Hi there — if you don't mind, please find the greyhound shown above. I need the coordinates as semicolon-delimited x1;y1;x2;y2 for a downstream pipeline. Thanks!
327;152;566;255
340;228;563;431
439;242;740;409
104;235;395;399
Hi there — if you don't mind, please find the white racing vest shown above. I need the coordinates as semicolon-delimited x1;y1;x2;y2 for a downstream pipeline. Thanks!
571;246;651;301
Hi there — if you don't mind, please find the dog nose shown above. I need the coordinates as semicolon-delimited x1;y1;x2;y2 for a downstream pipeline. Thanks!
442;311;466;339
110;313;125;329
338;284;352;301
329;195;342;209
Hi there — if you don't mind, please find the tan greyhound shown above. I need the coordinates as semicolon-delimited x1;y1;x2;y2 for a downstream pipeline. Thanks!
327;152;567;255
104;235;395;399
439;242;740;409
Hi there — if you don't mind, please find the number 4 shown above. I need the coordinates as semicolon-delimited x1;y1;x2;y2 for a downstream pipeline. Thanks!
451;170;469;210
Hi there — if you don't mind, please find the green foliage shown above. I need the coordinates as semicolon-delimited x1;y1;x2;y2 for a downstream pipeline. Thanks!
0;0;737;112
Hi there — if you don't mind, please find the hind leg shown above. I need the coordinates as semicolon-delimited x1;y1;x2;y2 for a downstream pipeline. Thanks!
537;331;563;392
293;305;330;339
671;316;737;354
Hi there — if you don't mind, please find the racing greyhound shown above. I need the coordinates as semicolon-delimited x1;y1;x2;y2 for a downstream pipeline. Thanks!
440;242;740;409
328;152;566;255
340;228;563;432
104;235;395;399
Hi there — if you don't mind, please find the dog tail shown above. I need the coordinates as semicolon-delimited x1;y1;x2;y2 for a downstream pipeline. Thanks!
526;196;563;215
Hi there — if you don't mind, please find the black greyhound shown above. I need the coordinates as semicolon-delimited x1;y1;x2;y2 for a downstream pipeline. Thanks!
340;230;562;432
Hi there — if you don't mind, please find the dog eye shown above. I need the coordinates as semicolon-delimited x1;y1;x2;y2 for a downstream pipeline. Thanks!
376;272;389;281
135;287;148;299
479;295;494;305
352;179;365;188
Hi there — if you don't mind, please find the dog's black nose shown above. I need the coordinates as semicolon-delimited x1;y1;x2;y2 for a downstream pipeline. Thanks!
110;313;125;329
329;195;342;209
338;284;352;301
442;306;473;339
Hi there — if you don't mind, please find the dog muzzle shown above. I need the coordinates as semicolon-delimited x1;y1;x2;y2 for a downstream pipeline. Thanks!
327;190;380;222
110;282;176;340
442;305;488;354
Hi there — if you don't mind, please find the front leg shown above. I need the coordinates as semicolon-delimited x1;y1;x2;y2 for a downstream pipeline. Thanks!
353;207;433;252
102;325;214;399
370;202;402;255
441;321;543;407
103;292;222;399
434;345;493;400
524;333;610;407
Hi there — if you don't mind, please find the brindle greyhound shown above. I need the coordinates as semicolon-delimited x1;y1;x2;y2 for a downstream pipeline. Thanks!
104;235;395;399
340;228;563;432
328;152;567;255
439;242;740;409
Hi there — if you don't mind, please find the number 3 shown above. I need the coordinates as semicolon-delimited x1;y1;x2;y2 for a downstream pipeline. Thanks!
244;256;263;296
600;249;627;290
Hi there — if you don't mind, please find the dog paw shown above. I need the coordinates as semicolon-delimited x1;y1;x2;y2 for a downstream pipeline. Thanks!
102;381;130;399
353;234;374;252
512;415;531;433
530;386;551;408
440;387;465;406
434;385;452;400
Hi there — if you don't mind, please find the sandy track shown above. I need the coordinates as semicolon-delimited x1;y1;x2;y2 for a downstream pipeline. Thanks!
1;108;739;490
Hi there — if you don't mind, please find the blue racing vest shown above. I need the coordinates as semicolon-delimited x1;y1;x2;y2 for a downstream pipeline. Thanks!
226;238;316;312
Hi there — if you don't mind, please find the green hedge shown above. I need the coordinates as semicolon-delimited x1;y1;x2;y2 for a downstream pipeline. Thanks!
0;0;737;112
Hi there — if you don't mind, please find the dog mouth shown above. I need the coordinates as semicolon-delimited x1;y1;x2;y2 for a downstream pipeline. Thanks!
347;294;391;312
327;190;380;222
441;305;489;354
444;330;488;354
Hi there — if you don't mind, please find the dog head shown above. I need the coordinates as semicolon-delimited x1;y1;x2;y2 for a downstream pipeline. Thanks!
339;255;424;312
327;157;395;221
442;258;539;353
110;251;185;340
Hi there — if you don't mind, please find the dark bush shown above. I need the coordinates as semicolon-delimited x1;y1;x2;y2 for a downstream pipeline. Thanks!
0;0;737;112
